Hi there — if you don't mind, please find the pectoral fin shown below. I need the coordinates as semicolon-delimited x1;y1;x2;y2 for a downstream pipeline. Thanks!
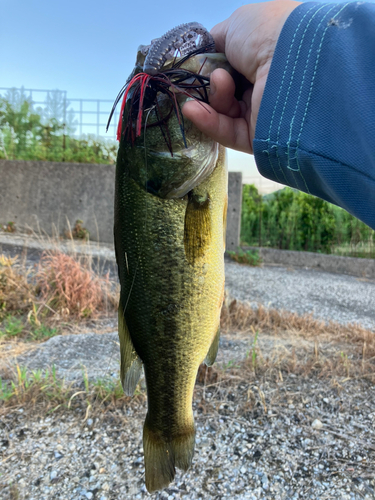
204;327;220;366
118;303;143;396
184;191;212;265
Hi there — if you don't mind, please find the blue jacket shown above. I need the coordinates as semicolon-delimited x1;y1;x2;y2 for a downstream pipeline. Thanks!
253;2;375;229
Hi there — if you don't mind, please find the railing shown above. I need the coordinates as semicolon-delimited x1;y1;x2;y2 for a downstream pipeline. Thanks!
0;87;119;140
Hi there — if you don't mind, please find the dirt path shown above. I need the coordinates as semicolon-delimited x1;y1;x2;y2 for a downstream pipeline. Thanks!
225;260;375;330
1;233;374;329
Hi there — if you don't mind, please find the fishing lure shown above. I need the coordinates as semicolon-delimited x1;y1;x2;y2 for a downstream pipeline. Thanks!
107;22;215;153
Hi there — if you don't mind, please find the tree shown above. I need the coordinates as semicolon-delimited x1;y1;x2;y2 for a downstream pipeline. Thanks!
0;94;116;164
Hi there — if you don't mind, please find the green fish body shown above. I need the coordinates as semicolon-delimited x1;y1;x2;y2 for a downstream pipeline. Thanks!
114;51;232;492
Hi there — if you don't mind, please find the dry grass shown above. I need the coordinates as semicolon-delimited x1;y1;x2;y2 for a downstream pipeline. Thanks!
0;255;34;318
34;251;117;319
219;295;375;382
1;249;374;414
221;294;374;351
0;249;118;347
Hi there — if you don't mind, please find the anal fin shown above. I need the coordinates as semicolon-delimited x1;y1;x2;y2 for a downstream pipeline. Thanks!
118;303;143;396
204;327;220;366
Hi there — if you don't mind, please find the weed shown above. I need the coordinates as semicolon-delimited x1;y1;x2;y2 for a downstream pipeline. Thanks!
227;248;262;266
0;364;70;409
2;221;16;233
0;364;139;415
81;365;90;393
0;254;34;319
66;219;90;241
92;378;125;402
222;359;240;370
249;327;259;371
0;377;13;401
340;351;351;377
1;316;24;337
30;324;57;341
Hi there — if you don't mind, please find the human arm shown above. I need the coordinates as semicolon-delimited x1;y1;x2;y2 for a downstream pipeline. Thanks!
183;1;375;230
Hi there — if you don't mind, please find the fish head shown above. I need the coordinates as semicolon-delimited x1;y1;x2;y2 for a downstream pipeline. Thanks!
117;50;235;199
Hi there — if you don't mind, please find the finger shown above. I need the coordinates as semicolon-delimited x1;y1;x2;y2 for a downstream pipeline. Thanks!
182;100;252;154
209;69;242;118
210;20;228;53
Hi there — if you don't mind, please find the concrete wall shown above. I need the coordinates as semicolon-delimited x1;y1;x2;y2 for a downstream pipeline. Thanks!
0;160;243;247
243;245;375;279
0;160;116;243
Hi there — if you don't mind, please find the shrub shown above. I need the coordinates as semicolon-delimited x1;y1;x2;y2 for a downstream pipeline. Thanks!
241;185;375;256
35;252;116;319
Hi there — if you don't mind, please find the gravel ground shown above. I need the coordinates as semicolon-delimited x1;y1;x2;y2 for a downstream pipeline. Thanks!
1;244;375;499
1;375;375;500
224;260;375;330
2;323;375;499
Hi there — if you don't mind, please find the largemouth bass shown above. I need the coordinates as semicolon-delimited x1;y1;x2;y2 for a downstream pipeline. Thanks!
113;26;233;492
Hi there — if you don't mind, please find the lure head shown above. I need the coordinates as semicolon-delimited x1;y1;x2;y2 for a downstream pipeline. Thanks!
140;22;215;75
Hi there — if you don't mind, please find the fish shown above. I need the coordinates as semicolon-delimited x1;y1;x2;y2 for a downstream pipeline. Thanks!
112;26;234;492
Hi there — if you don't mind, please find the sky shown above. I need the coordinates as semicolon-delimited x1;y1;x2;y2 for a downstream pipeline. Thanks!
0;0;344;191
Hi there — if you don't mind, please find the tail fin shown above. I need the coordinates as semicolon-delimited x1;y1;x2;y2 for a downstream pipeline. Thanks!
143;417;195;493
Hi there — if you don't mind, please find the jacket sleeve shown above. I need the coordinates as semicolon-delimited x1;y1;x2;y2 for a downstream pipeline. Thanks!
253;1;375;230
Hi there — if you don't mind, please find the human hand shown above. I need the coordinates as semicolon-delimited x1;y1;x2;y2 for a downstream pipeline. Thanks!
183;1;301;154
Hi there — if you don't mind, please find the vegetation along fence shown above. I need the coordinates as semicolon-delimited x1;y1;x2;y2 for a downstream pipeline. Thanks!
241;185;375;259
1;88;373;258
0;87;118;164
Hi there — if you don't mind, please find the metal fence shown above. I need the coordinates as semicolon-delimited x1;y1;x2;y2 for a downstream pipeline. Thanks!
0;87;119;140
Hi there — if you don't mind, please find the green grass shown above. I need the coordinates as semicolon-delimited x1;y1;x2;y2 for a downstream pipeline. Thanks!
247;328;259;371
0;364;142;413
227;248;262;266
0;376;13;401
0;316;24;338
29;324;57;341
0;314;58;342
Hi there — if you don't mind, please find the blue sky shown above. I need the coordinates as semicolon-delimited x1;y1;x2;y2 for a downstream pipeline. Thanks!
0;0;346;186
1;0;251;98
